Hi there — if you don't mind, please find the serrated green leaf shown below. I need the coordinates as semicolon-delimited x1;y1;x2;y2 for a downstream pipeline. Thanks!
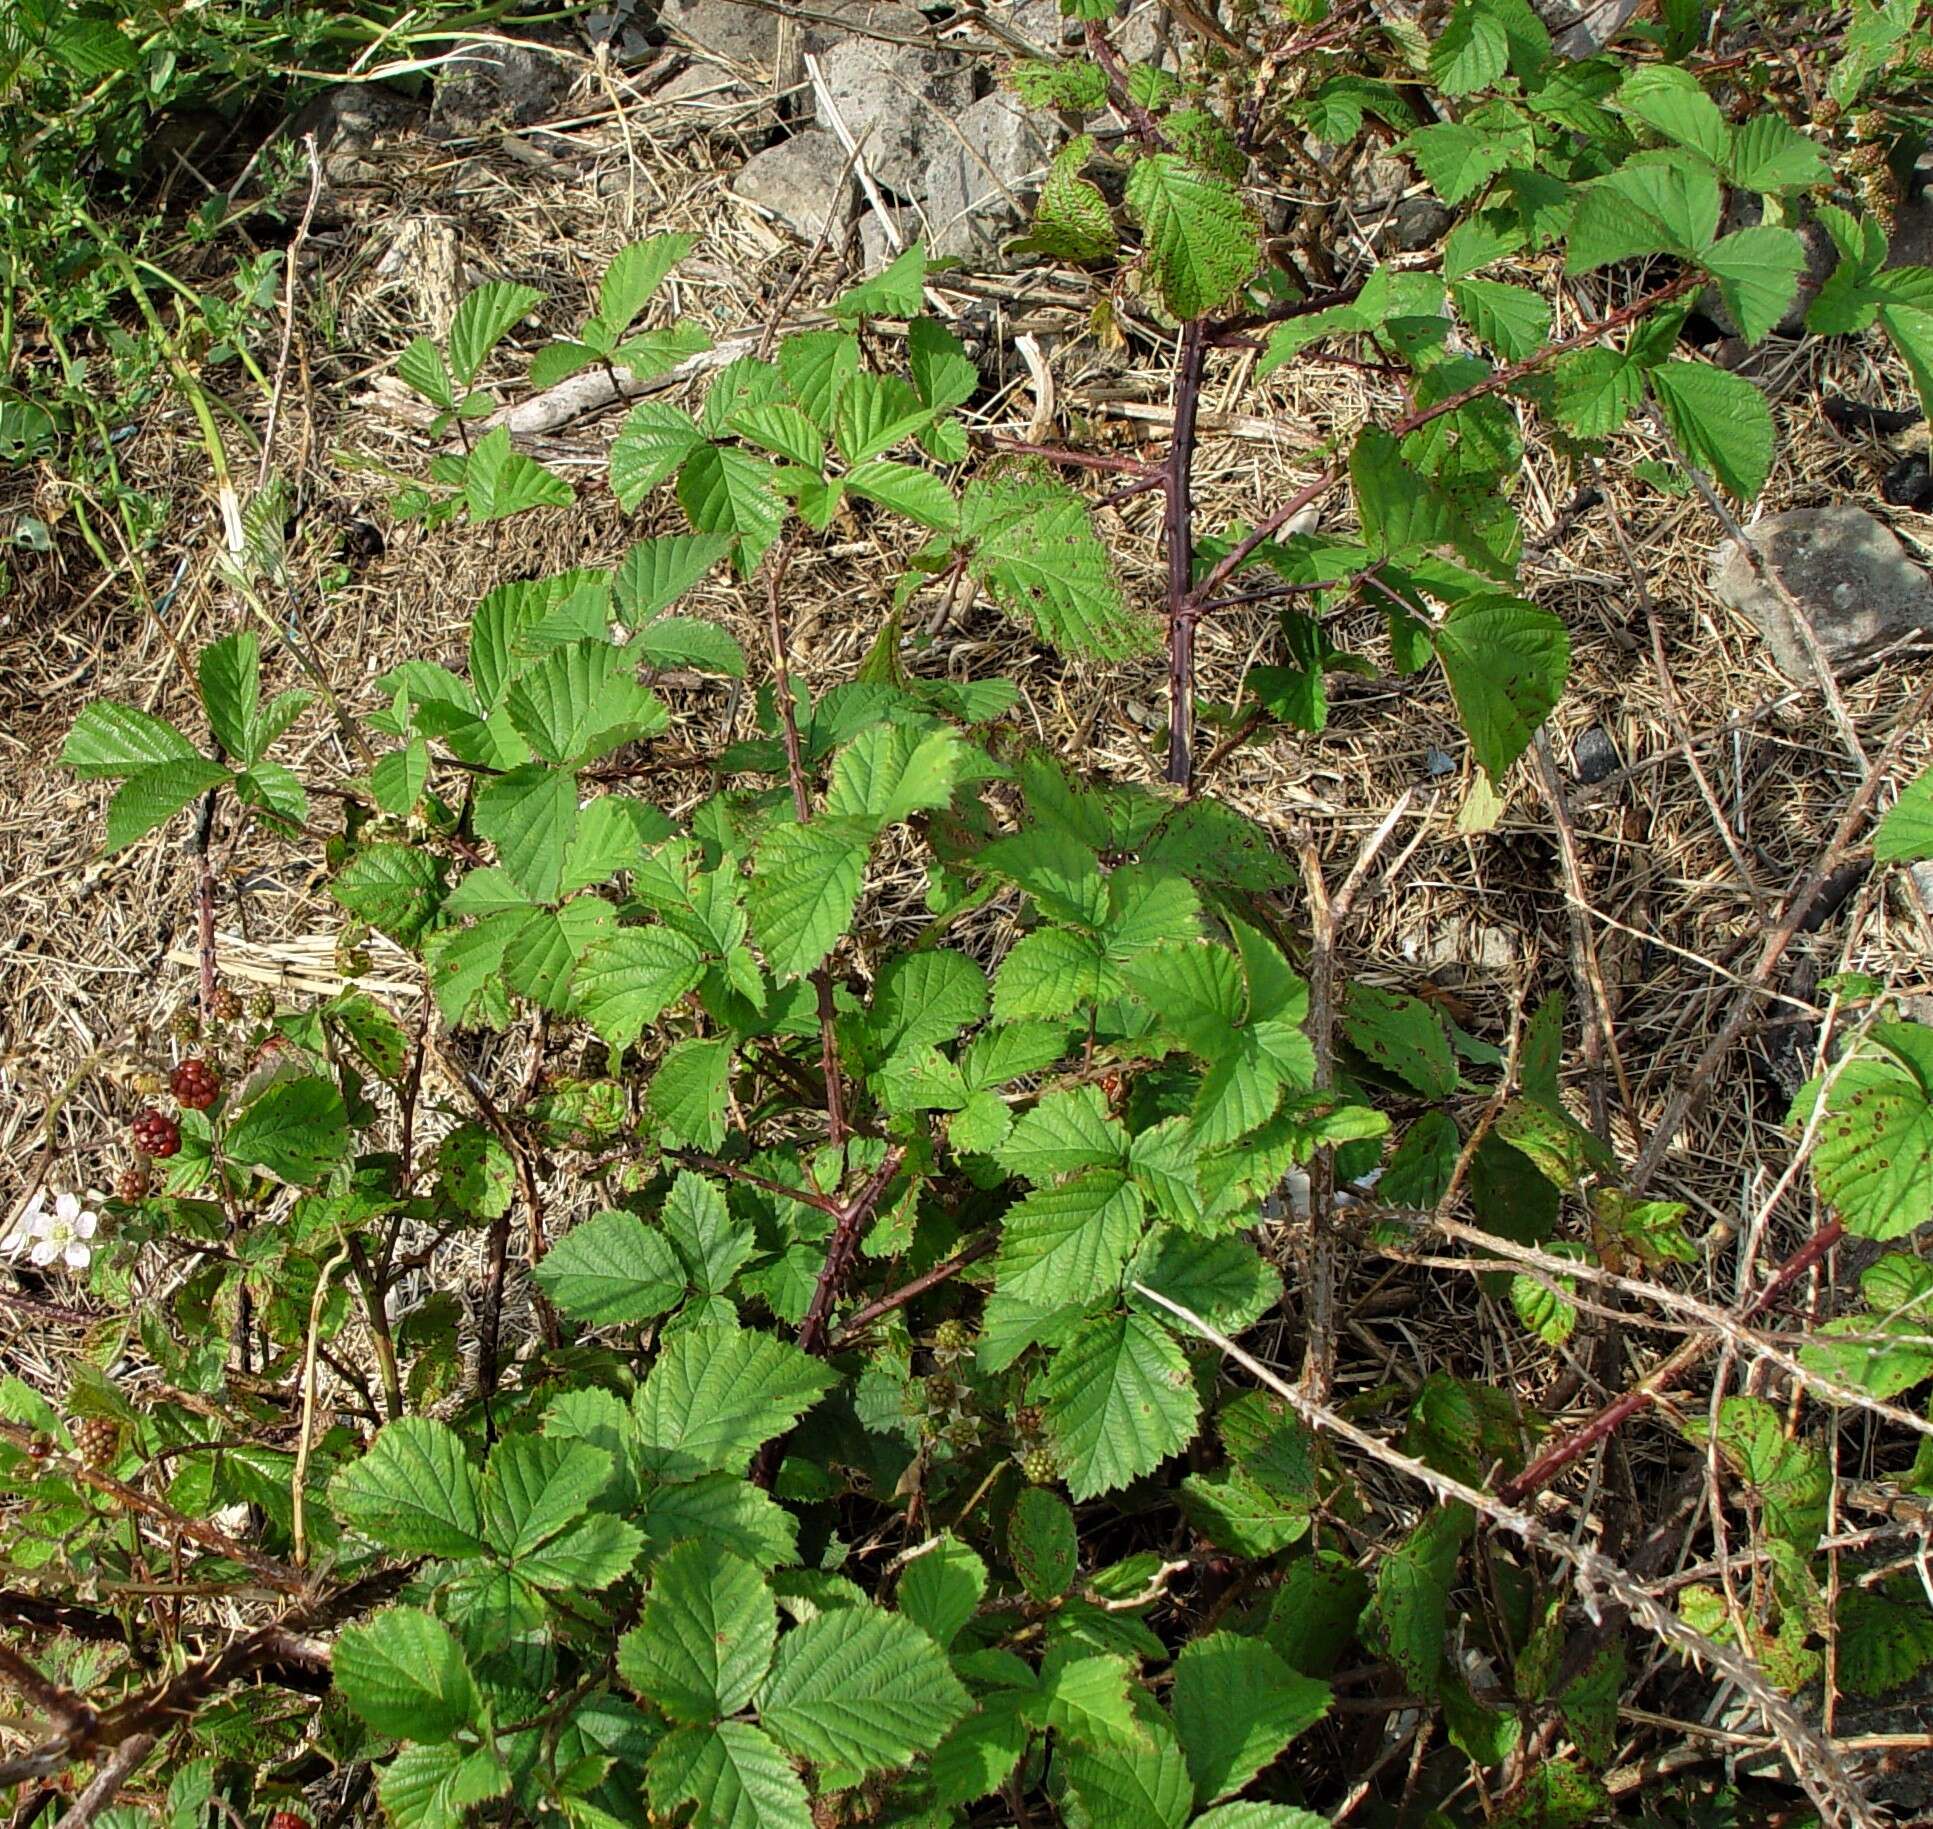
843;459;958;531
730;401;826;470
757;1605;970;1776
620;1540;777;1722
504;640;666;767
1876;766;1933;863
1431;593;1569;780
197;631;260;763
1807;1024;1933;1240
633;1324;836;1478
1451;277;1550;361
1363;1504;1470;1696
1702;224;1806;345
397;337;455;410
330;1416;486;1556
1171;1632;1330;1802
600;233;696;332
1124;154;1258;321
62;700;199;780
647;1721;811;1829
335;1607;477;1742
474;764;577;904
1031;1653;1144;1748
993;927;1121;1019
832;244;927;322
895;1535;986;1649
614;532;736;625
963;468;1151;659
1059;1703;1194;1829
777;330;860;429
1615;64;1729;166
571;925;707;1053
1429;1;1509;95
1343;984;1459;1097
225;1076;351;1187
1008;1485;1078;1600
331;843;445;945
1726;114;1829;194
464;425;575;522
749;818;871;981
611;401;707;510
1649;359;1775;502
641;1470;800;1569
449;281;542;387
103;757;230;854
537;1208;685;1322
645;1037;733;1150
1042;1312;1201;1501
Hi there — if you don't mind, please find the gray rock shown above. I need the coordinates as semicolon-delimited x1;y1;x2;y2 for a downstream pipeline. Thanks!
802;0;932;51
434;40;571;129
922;92;1060;260
1533;0;1642;55
1391;194;1453;253
814;36;974;197
659;0;780;65
858;205;916;272
288;85;420;192
1711;505;1933;682
1571;725;1620;785
731;129;856;240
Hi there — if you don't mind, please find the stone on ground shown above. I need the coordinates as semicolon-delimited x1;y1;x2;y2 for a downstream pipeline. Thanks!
731;130;856;240
1710;504;1933;682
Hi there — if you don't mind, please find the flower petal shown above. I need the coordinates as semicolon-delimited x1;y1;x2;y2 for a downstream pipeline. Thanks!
28;1240;57;1266
55;1193;81;1223
62;1243;91;1270
75;1213;98;1239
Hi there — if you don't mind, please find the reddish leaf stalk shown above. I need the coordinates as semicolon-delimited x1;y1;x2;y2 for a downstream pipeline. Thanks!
798;1145;909;1354
1499;1217;1845;1505
829;1230;997;1349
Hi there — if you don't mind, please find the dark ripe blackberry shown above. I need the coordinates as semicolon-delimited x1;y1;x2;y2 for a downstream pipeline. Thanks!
170;1059;221;1111
71;1415;120;1467
131;1109;181;1159
115;1163;150;1203
210;985;243;1024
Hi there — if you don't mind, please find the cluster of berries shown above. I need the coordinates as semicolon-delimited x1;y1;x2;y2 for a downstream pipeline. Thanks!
129;1057;222;1164
121;982;281;1188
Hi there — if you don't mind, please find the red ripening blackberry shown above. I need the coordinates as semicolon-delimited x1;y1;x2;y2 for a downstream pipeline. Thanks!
210;985;243;1023
131;1109;181;1158
170;1059;220;1110
268;1812;309;1829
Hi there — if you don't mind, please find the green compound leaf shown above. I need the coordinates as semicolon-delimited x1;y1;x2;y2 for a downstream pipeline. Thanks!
1042;1312;1201;1501
1171;1632;1331;1802
962;468;1153;660
536;1208;685;1323
334;1607;478;1743
1123;154;1260;321
1649;358;1774;501
619;1540;777;1723
330;1416;486;1556
647;1720;812;1829
757;1605;971;1777
1806;1023;1933;1240
1430;593;1570;781
632;1323;836;1478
